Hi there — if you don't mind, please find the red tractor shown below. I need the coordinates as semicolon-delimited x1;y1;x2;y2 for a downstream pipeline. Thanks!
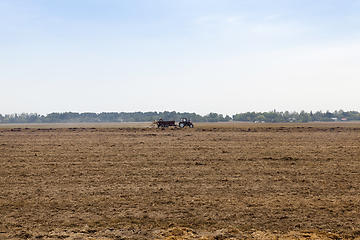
178;118;194;128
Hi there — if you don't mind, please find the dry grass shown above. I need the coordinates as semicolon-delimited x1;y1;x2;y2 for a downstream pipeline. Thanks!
1;123;360;239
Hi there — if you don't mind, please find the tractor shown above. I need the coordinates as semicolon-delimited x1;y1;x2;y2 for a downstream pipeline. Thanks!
178;118;194;128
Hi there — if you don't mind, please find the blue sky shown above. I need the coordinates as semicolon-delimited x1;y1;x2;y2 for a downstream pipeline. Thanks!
1;0;360;116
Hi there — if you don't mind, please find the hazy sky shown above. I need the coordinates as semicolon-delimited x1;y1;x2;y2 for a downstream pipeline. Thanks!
1;0;360;116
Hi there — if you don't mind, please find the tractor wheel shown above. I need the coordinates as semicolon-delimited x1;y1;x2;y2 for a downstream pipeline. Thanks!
179;123;185;128
189;124;194;128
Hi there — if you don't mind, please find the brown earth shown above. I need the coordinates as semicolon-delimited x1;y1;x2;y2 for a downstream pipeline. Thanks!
1;123;360;239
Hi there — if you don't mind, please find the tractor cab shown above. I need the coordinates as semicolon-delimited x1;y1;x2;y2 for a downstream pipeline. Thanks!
180;118;188;123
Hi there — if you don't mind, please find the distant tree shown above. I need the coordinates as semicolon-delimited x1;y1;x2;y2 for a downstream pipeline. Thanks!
299;110;310;123
233;112;257;122
204;113;219;122
313;111;322;121
254;115;266;122
325;111;334;119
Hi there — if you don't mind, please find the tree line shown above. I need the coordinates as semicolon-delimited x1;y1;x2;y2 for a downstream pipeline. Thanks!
0;110;360;124
232;110;360;123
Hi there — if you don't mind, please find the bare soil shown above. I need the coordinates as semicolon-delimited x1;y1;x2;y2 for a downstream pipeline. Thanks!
1;123;360;239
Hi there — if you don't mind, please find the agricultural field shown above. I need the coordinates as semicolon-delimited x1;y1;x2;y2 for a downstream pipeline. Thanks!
1;122;360;239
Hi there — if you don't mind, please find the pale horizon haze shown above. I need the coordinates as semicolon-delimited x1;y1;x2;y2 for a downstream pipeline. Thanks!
1;0;360;116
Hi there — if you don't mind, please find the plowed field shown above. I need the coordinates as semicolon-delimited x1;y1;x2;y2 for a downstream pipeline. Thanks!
1;123;360;239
